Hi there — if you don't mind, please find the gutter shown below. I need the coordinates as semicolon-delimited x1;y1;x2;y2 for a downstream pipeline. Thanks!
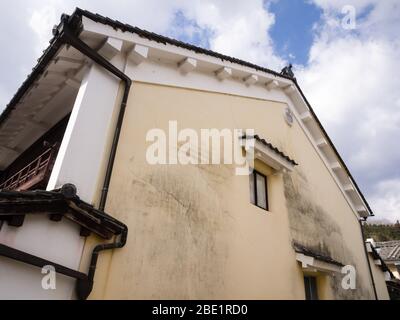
54;13;133;211
51;13;132;298
359;218;378;300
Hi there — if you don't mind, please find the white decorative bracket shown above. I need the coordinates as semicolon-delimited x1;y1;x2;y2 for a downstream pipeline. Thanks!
128;44;149;65
266;80;279;91
98;37;123;60
216;67;232;80
299;111;313;122
178;57;197;74
244;74;258;86
284;85;296;95
316;138;328;148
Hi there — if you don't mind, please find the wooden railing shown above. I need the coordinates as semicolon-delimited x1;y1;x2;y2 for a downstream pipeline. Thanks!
0;146;57;191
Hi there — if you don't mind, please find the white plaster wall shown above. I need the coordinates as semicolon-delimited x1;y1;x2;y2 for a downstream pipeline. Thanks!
124;57;287;106
47;60;122;203
0;217;82;300
0;55;124;299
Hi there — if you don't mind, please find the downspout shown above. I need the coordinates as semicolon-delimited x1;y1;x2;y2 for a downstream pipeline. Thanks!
359;218;378;300
53;14;132;299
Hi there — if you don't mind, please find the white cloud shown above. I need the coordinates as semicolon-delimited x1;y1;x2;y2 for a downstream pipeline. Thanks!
311;0;375;11
180;0;285;69
25;0;285;69
0;86;9;109
29;4;60;54
298;0;400;222
369;179;400;223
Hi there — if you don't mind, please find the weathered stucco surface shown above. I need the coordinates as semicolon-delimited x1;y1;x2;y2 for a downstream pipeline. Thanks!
283;171;372;299
82;82;383;299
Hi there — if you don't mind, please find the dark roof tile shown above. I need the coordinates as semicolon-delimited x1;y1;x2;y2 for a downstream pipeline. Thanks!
293;241;344;267
242;134;298;166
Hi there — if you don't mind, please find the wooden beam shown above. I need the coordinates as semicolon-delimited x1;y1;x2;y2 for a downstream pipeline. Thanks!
0;146;20;157
65;78;81;89
53;57;83;69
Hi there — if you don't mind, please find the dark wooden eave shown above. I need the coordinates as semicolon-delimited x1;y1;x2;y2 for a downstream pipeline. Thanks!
0;184;124;239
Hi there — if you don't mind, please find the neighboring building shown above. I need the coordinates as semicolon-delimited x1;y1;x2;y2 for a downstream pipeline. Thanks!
375;241;400;280
0;8;390;299
366;239;400;300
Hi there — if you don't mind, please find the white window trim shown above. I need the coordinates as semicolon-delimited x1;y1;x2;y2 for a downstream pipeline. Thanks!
252;139;296;173
296;253;342;274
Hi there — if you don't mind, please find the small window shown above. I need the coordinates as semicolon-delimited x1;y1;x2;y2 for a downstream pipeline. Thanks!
249;170;268;211
304;276;318;300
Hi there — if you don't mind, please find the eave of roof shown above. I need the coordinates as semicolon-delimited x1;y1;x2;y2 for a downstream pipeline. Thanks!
293;241;344;267
0;7;373;216
366;241;392;273
376;240;400;261
0;187;125;239
242;134;298;166
76;8;292;81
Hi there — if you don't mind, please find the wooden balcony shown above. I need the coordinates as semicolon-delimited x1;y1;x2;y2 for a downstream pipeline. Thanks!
0;146;58;191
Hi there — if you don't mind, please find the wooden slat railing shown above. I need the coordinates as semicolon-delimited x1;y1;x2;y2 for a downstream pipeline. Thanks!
0;146;57;191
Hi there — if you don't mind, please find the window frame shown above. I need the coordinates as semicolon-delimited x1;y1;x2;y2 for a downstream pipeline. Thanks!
249;169;269;211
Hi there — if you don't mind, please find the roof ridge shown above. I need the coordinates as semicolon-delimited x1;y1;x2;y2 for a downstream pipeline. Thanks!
73;8;291;80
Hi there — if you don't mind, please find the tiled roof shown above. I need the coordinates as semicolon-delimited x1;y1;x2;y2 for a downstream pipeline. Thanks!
293;241;344;267
241;134;298;166
366;241;391;273
376;241;400;262
0;184;126;239
75;9;291;81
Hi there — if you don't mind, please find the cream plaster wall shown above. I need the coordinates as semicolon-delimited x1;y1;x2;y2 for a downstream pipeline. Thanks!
85;82;380;299
368;255;390;300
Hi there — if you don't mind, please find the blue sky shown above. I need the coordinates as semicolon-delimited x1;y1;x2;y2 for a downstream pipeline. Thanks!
269;0;322;65
167;0;323;66
0;0;399;222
